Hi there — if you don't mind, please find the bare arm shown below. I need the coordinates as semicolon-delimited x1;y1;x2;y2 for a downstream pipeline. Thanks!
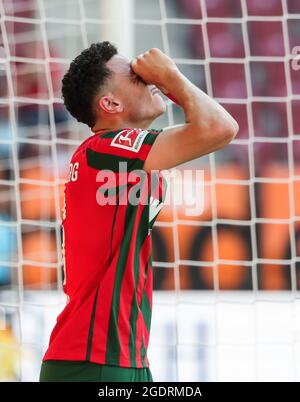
131;48;239;171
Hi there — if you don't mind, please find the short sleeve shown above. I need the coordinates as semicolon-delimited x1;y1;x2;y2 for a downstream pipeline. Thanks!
86;128;162;172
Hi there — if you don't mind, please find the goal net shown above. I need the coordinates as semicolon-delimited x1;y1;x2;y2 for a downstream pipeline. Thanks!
0;0;300;382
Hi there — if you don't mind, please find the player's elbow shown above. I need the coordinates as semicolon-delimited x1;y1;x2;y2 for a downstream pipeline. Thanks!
223;118;239;143
212;116;239;147
196;112;239;141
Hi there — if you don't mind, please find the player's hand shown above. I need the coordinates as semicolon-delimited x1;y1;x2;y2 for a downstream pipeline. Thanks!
130;48;180;93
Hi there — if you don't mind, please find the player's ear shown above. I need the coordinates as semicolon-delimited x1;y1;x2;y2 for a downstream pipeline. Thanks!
97;96;124;114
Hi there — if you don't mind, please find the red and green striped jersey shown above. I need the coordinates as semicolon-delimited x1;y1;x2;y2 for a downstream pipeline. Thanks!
43;128;167;368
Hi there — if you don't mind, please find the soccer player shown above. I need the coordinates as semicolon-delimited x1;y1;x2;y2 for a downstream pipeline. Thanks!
39;41;238;382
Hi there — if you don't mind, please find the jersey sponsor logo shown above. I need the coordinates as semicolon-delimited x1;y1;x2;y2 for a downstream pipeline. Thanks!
110;129;148;153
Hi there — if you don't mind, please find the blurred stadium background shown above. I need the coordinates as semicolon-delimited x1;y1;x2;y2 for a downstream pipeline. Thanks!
1;0;300;382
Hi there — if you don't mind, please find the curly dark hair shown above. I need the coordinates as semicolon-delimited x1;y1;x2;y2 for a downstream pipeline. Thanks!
61;41;118;127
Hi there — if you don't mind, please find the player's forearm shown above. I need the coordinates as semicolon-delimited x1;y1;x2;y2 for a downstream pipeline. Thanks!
162;70;239;137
